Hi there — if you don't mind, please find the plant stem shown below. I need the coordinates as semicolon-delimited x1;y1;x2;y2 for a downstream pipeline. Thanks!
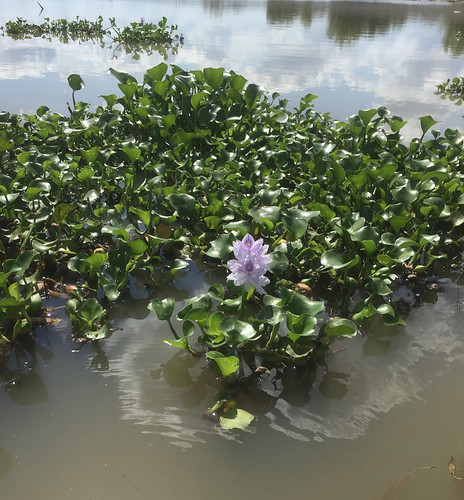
167;318;180;339
265;324;279;349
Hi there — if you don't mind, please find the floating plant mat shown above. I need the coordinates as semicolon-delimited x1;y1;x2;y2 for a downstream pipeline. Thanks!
2;63;464;428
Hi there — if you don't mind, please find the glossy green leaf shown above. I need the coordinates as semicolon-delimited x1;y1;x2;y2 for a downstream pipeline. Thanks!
419;115;438;136
147;62;168;81
167;193;197;217
206;351;239;378
358;108;377;126
219;408;254;430
321;250;359;271
221;316;257;347
67;74;85;92
203;67;224;90
148;297;176;320
324;318;357;337
205;234;233;260
281;288;325;316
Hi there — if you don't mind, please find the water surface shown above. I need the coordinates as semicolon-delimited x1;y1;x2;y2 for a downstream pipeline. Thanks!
1;0;464;139
2;1;464;498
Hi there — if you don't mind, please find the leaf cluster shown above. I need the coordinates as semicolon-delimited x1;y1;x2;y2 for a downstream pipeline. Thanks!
0;64;463;344
436;76;464;106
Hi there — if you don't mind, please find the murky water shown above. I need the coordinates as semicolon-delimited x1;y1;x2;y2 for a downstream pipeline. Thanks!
2;267;464;499
2;1;464;498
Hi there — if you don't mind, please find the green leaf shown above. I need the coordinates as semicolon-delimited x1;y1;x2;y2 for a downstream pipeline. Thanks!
286;313;318;338
392;185;419;205
205;234;233;260
244;83;263;104
80;298;104;323
127;239;148;256
370;278;393;296
206;352;239;378
182;320;196;337
67;74;85;92
148;297;176;320
324;318;357;337
122;145;141;163
170;259;190;275
321;249;359;271
351;226;380;244
53;203;76;223
390;246;415;263
249;206;281;228
146;62;168;81
203;67;224;90
419;115;438;136
255;305;286;325
376;303;395;316
129;207;151;227
12;318;32;340
282;215;308;240
268;251;289;273
84;323;109;341
358;108;377;126
389;215;410;233
390;119;406;133
219;408;254;430
108;67;137;84
103;283;120;301
221;316;257;347
281;288;325;316
167;193;197;217
119;82;137;100
164;337;192;352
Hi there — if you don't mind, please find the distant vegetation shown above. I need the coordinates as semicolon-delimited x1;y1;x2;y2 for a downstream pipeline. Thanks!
0;16;183;58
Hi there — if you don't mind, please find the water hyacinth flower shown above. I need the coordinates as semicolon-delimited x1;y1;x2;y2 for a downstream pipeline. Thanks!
227;234;270;294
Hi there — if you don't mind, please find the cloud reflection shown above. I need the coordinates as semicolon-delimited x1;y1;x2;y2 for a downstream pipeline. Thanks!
102;273;464;445
0;0;463;138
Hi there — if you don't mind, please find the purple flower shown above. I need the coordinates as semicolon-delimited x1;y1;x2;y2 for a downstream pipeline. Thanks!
227;234;270;294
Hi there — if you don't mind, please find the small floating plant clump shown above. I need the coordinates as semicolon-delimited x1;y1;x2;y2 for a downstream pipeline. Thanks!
0;16;183;58
436;76;464;106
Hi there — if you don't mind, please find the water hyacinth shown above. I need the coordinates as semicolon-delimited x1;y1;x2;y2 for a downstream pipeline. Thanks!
226;234;270;294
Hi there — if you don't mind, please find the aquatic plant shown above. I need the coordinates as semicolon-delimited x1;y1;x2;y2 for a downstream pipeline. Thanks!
1;64;464;426
436;76;464;106
0;16;182;59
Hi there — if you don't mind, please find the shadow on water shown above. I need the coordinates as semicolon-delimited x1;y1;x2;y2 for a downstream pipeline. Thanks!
0;335;50;406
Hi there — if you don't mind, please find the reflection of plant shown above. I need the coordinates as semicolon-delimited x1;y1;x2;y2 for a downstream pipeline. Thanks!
436;77;464;106
0;16;183;60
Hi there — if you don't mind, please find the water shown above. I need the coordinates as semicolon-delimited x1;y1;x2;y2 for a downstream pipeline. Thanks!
2;1;464;498
2;272;464;499
1;0;464;138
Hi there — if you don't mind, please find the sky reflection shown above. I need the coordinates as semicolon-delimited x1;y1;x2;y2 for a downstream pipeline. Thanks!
0;0;463;140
